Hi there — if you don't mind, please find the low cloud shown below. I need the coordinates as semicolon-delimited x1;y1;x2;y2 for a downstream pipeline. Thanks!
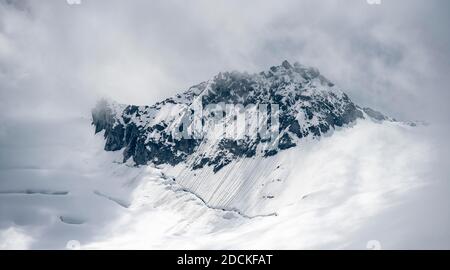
0;0;449;122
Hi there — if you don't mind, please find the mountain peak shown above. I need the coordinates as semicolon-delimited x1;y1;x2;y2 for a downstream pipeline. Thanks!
281;60;293;69
92;62;391;172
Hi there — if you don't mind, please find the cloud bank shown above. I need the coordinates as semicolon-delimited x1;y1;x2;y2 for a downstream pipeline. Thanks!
0;0;449;122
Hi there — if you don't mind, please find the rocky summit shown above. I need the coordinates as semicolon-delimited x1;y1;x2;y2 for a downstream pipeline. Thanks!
92;61;390;172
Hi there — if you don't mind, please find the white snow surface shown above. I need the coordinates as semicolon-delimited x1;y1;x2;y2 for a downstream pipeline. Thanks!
0;115;449;249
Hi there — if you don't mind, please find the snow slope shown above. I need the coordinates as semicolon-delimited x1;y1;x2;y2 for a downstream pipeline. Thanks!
1;114;448;249
86;118;450;249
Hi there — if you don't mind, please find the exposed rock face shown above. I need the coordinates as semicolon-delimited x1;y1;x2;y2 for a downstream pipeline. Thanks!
92;61;389;172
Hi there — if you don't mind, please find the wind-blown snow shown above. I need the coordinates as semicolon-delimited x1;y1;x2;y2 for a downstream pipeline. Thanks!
0;115;448;249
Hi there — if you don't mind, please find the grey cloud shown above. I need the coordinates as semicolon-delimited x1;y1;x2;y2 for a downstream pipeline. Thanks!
0;0;449;140
1;0;449;122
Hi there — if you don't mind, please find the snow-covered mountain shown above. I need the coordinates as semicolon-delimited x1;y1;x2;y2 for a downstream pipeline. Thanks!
91;61;397;216
1;61;448;250
93;61;391;171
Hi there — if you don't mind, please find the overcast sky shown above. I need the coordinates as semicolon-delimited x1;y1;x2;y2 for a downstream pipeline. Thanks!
0;0;449;123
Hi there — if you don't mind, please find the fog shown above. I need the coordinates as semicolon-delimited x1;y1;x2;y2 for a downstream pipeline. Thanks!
0;0;449;122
